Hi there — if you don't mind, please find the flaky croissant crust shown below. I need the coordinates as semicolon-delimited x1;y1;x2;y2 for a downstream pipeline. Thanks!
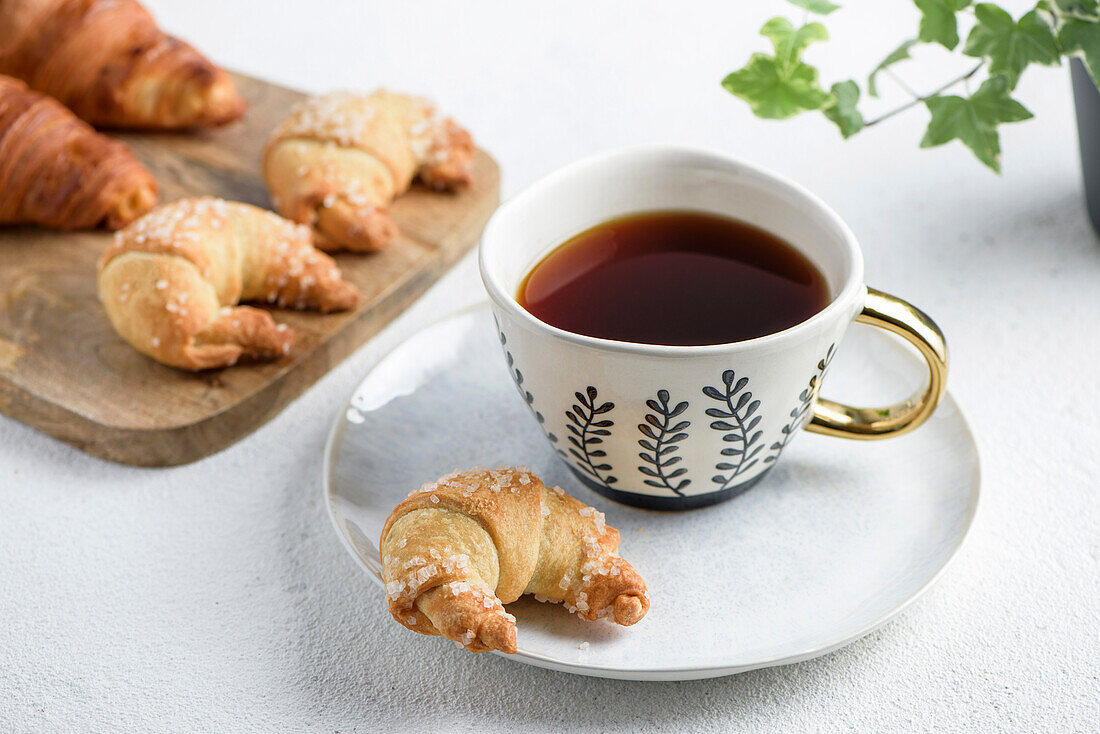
0;0;245;129
380;467;649;654
0;73;156;229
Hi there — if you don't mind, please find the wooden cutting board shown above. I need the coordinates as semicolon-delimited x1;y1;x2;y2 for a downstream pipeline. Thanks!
0;74;500;466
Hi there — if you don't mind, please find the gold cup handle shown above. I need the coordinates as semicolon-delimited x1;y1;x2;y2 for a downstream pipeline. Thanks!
807;287;949;440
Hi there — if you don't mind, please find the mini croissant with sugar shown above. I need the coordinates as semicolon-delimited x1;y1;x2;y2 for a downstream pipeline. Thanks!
263;90;474;252
98;197;360;370
379;467;649;654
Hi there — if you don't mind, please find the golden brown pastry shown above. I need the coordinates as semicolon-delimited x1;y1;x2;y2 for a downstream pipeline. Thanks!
97;197;360;370
380;467;650;654
0;74;156;229
263;90;474;252
0;0;245;129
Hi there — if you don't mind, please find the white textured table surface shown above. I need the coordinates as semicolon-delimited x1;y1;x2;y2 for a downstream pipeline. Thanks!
2;1;1098;731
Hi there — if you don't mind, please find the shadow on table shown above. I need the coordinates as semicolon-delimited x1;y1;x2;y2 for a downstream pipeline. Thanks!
287;580;907;730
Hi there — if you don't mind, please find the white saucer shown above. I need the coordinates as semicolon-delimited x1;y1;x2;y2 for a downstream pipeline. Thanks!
323;305;980;681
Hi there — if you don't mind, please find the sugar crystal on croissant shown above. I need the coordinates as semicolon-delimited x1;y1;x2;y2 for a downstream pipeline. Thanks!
379;467;650;654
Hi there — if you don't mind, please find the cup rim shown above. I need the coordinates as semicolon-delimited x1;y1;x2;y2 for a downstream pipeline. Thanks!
479;144;866;357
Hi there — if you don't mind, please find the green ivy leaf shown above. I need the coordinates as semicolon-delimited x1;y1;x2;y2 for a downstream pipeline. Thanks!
1052;0;1100;20
823;80;865;137
722;18;830;120
963;5;1060;88
868;39;919;97
968;75;1034;123
722;54;831;119
786;0;841;15
920;75;1034;172
760;18;829;74
914;0;972;50
1058;18;1100;85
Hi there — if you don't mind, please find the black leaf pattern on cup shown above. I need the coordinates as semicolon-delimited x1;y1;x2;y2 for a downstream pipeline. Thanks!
704;370;763;489
495;317;559;447
765;343;837;464
566;386;617;487
637;389;692;496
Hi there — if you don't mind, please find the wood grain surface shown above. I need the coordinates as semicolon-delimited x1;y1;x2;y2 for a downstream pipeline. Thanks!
0;74;500;466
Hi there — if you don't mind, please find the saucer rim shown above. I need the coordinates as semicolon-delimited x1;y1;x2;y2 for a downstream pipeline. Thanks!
322;302;981;681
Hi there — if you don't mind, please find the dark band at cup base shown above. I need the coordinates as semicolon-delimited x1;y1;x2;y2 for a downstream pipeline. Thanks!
567;466;773;511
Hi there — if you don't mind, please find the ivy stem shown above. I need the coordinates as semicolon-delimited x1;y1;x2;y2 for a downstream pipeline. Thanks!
864;61;985;128
884;67;919;99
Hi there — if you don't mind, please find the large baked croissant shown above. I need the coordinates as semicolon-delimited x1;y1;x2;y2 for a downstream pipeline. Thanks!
0;74;156;229
0;0;245;129
380;467;650;654
97;197;360;370
263;90;474;253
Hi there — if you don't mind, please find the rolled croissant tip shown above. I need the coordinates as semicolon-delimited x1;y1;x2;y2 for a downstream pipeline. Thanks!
612;593;649;626
478;613;517;654
358;208;399;250
315;203;398;252
104;182;158;230
195;75;247;126
171;70;245;128
315;280;361;313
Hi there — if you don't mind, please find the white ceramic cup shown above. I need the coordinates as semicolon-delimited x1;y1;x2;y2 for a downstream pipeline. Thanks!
480;146;947;510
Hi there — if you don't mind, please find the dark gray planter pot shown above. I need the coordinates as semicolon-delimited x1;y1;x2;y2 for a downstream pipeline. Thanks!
1071;58;1100;234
